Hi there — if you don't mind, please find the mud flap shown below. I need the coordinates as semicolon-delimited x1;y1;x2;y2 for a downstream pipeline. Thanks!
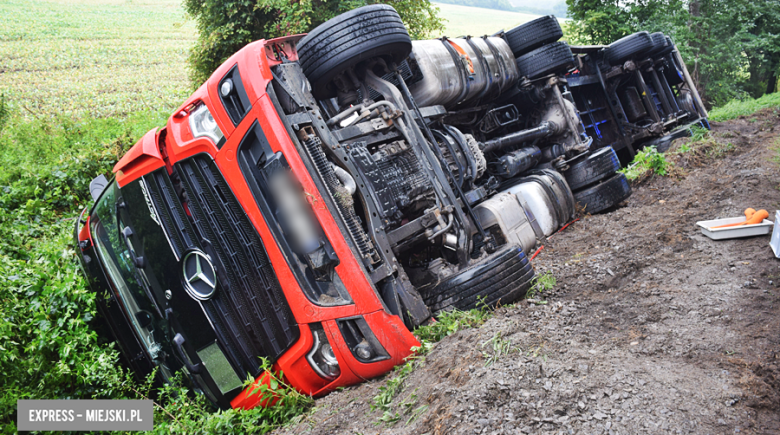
381;277;431;330
642;125;692;152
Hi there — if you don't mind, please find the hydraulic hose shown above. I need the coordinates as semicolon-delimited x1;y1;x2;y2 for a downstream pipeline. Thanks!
331;164;357;195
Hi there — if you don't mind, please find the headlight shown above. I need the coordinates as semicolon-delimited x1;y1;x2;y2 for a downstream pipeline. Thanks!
188;103;224;145
306;323;340;380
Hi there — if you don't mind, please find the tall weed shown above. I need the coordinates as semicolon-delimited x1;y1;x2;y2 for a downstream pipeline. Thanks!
619;146;671;181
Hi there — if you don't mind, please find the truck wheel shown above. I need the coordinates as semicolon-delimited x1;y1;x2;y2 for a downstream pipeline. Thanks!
297;4;412;99
421;245;535;314
654;36;675;58
563;146;620;191
646;32;668;57
604;31;654;65
515;41;575;79
504;15;563;57
574;173;632;214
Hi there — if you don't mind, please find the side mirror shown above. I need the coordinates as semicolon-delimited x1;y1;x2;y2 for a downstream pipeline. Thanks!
89;174;109;201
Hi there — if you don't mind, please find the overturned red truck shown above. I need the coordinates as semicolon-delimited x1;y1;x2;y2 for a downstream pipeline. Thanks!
74;6;707;409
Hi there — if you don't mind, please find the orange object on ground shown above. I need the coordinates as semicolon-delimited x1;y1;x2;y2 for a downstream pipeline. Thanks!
711;209;769;229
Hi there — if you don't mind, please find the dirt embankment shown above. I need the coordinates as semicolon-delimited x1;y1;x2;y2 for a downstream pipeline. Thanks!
277;109;780;435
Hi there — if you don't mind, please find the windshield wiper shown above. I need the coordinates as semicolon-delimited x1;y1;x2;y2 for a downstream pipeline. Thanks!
116;201;164;319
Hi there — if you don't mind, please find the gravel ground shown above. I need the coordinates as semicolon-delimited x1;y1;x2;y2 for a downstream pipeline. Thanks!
276;109;780;435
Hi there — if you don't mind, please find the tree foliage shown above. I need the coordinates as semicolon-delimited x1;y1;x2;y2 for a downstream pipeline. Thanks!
564;0;635;44
183;0;444;86
564;0;780;107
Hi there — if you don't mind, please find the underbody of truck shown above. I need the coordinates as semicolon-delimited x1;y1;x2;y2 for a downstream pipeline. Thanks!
74;6;708;410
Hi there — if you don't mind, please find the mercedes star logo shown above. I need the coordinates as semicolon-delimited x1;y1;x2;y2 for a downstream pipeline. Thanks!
182;250;217;300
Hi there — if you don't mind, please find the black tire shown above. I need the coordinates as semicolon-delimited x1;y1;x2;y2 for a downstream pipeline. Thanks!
646;32;668;57
574;173;632;214
504;15;563;57
604;31;654;65
515;41;575;79
297;5;412;99
654;36;675;58
563;146;621;191
421;245;535;314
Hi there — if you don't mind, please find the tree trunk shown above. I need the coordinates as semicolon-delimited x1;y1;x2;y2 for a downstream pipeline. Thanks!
688;0;706;104
689;0;700;18
767;70;778;94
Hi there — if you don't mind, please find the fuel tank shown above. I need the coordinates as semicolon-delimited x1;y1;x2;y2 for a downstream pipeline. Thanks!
408;37;519;109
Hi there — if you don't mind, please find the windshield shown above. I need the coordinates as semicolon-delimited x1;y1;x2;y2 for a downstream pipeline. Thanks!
91;181;171;377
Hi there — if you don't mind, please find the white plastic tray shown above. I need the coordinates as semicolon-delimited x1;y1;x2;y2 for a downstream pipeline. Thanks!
770;211;780;257
696;216;774;240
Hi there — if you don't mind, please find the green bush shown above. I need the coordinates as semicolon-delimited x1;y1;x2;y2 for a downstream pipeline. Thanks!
619;145;671;180
143;363;312;434
0;138;132;430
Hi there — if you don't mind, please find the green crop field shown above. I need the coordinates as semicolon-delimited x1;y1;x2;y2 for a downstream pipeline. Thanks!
0;0;195;119
433;2;543;38
0;0;545;119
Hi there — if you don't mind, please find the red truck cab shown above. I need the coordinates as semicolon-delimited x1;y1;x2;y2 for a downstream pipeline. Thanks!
76;35;420;410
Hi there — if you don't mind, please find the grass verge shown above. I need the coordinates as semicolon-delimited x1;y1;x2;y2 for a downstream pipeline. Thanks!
708;92;780;122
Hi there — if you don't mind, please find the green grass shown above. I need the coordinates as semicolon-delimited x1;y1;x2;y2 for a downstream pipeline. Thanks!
0;0;195;119
708;92;780;122
433;2;544;37
0;110;169;180
526;271;556;300
620;122;741;183
481;332;512;366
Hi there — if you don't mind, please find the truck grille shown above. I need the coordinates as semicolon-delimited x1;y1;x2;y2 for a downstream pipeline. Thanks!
149;156;299;376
